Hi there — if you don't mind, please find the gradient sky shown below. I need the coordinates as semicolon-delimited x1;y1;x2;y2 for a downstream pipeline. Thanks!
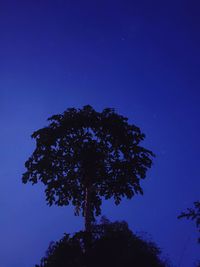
0;1;200;266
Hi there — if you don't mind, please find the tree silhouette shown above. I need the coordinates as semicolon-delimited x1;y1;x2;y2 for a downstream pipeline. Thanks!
22;105;154;232
35;220;169;267
178;201;200;243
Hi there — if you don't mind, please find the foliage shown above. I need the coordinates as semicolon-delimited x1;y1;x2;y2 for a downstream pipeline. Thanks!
35;220;169;267
22;105;154;222
178;201;200;243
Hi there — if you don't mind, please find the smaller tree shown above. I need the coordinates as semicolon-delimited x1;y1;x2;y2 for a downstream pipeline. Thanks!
35;220;170;267
178;201;200;243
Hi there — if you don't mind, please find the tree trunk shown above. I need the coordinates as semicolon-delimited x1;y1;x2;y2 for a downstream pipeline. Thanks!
84;185;92;253
84;185;92;233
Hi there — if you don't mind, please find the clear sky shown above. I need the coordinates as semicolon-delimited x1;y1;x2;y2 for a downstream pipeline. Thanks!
0;1;200;266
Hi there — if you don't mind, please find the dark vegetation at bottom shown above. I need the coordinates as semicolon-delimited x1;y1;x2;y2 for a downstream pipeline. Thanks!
35;220;170;267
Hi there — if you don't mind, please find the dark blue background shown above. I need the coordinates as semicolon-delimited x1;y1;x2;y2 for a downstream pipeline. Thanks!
0;1;199;266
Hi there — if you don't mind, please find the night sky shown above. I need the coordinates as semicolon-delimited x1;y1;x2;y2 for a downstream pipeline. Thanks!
0;1;200;266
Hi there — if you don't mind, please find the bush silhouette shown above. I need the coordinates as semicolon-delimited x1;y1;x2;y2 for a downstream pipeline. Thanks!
35;220;169;267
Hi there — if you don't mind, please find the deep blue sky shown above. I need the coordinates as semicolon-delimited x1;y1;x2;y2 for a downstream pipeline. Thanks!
0;1;200;266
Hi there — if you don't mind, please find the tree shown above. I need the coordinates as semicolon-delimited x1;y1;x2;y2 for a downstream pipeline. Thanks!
22;105;154;232
35;220;169;267
178;201;200;243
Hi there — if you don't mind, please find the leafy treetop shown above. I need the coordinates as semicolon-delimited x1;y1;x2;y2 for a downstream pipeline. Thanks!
23;105;154;220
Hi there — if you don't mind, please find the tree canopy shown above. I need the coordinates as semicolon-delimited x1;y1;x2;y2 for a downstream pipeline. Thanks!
22;105;154;229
